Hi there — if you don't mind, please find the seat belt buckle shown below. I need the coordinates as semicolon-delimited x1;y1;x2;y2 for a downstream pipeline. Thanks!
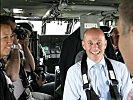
83;83;91;90
110;79;118;86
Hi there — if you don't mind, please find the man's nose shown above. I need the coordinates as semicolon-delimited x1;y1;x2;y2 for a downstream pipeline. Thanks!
7;36;13;45
92;44;98;49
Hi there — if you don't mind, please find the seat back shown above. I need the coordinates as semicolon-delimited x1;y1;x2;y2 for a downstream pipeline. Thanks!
59;27;83;94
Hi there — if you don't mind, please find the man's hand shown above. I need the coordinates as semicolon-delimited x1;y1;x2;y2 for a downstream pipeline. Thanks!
37;74;46;87
19;37;29;50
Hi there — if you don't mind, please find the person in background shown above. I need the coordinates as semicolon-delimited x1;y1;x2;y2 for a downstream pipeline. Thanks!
110;28;119;51
2;15;53;100
0;15;16;100
117;0;133;99
110;28;124;63
12;23;35;99
12;22;53;100
63;27;132;100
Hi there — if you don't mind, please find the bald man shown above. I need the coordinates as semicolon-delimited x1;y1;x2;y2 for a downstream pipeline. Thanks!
63;28;132;100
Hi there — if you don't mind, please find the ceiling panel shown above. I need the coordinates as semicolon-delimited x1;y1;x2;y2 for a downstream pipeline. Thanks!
1;0;120;19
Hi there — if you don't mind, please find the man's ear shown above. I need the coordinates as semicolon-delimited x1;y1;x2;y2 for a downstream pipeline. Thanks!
82;40;85;50
104;40;107;49
130;26;133;35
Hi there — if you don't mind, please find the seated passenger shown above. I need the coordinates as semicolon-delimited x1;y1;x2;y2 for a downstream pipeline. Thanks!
63;27;132;100
30;66;55;96
4;16;53;100
1;15;20;82
110;28;124;63
14;23;53;100
0;15;16;100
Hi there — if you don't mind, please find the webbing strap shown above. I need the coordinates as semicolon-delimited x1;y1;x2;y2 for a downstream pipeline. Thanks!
81;52;121;100
105;57;121;100
81;52;100;100
81;52;89;89
20;64;29;88
105;57;118;82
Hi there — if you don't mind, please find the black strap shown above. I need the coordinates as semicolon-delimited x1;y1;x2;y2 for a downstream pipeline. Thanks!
85;88;100;100
0;62;16;100
81;52;89;89
19;63;33;99
81;52;99;100
105;57;121;100
19;65;30;88
81;52;121;100
29;64;37;83
0;58;6;69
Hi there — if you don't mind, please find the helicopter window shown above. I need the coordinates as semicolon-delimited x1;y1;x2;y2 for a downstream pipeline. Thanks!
45;21;68;35
16;20;42;35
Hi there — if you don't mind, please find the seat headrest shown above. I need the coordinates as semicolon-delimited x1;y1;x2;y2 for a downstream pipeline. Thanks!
100;26;110;32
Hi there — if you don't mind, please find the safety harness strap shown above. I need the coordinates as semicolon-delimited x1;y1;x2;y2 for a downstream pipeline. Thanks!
105;57;121;100
81;52;121;100
81;52;99;100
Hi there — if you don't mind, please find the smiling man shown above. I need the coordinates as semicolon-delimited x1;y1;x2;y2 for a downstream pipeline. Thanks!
63;28;132;100
82;28;106;63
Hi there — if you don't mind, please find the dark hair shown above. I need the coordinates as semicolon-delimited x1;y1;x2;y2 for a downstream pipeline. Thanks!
0;15;12;37
110;28;118;35
17;22;33;32
0;15;11;25
8;16;15;22
119;0;133;35
0;15;15;22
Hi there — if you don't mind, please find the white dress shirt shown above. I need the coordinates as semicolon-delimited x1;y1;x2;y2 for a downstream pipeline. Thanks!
13;76;25;99
63;57;133;100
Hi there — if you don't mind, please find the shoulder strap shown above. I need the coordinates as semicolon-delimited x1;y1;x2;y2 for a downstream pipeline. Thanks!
0;67;16;100
81;52;89;89
105;57;121;100
19;64;30;88
81;54;121;100
81;52;99;100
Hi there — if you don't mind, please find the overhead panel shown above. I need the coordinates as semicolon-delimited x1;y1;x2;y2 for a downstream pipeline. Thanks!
1;0;120;19
80;14;100;40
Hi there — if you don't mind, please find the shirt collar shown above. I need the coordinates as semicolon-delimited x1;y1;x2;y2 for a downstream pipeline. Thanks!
86;56;106;70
